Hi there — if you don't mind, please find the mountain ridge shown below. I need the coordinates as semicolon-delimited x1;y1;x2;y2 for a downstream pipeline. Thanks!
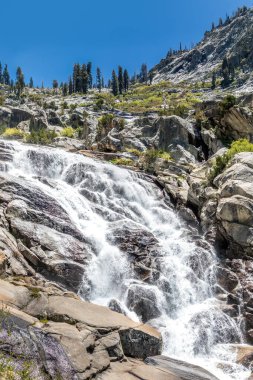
151;6;253;91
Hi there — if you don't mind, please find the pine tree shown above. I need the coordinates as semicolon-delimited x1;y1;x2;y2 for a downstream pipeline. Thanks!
52;80;58;89
87;62;92;89
123;69;129;92
62;83;68;96
73;64;78;93
140;64;148;83
149;72;154;85
101;77;105;89
81;64;88;93
211;72;216;90
221;57;230;87
211;22;215;31
16;67;25;96
111;70;119;96
3;65;10;85
96;67;102;92
118;66;124;94
68;77;73;95
219;17;223;27
0;63;3;84
29;77;34;88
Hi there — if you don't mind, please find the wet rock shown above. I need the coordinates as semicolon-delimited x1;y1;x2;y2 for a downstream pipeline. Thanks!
119;325;162;359
145;355;220;380
108;299;126;315
215;266;240;293
126;284;162;322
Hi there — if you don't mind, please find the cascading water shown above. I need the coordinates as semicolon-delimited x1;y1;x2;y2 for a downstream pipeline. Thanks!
2;139;251;380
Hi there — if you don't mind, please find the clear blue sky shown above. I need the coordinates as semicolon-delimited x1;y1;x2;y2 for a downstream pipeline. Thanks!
1;0;252;87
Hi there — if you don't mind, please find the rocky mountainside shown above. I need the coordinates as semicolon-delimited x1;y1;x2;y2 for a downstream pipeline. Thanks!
151;7;253;90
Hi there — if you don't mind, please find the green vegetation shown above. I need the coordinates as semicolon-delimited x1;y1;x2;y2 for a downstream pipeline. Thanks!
110;158;134;166
0;95;5;106
26;129;58;145
126;148;143;157
2;128;25;138
210;139;253;181
219;94;236;114
114;81;201;114
61;126;74;138
144;149;171;163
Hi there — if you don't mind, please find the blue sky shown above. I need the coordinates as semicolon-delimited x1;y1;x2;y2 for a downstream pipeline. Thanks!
0;0;252;87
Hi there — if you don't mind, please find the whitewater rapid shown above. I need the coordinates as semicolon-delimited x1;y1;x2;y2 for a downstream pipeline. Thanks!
3;140;250;380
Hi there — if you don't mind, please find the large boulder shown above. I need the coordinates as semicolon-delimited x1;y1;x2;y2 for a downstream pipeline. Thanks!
0;279;162;379
216;153;253;257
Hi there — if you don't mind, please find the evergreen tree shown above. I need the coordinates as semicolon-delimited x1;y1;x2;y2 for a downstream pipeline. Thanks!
52;80;58;89
29;77;34;88
221;57;230;87
16;67;25;96
140;64;148;83
75;63;82;92
62;83;68;96
101;77;105;89
96;67;102;92
149;72;155;85
0;63;3;84
87;62;92;89
10;80;14;92
81;64;88;93
118;66;124;94
211;72;216;90
73;64;78;93
111;70;119;96
68;77;73;95
123;69;129;92
219;17;223;26
3;65;10;85
41;81;44;89
211;22;215;31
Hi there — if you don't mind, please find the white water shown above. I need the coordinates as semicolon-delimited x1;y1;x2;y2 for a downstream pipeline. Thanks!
2;140;250;380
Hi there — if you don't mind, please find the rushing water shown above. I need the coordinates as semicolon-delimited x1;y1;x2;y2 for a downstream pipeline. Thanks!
2;140;251;380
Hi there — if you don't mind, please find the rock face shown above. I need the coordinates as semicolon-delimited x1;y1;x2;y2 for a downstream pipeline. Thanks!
151;7;253;87
215;153;253;257
0;279;162;380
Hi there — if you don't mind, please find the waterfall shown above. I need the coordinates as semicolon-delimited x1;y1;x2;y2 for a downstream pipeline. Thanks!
2;140;250;380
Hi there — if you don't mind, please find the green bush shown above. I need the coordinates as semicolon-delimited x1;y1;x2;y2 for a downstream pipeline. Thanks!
26;129;58;145
219;95;236;114
210;139;253;181
126;148;143;157
144;149;171;163
2;128;25;138
110;158;134;166
93;97;104;111
61;126;74;138
0;95;5;106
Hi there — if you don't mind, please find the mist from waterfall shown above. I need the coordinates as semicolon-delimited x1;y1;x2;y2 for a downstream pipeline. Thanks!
3;140;250;380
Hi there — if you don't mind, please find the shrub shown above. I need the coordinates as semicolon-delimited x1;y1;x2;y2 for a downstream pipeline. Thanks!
26;129;58;145
144;149;171;163
61;126;74;138
61;101;68;110
110;158;134;166
2;128;25;138
126;148;143;157
0;95;5;106
209;139;253;181
219;95;236;114
93;97;104;111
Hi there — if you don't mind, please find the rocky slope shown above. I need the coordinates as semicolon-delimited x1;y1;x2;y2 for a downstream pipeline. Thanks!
151;7;253;90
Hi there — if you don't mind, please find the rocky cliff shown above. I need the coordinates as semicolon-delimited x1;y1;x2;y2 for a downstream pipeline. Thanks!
151;7;253;90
